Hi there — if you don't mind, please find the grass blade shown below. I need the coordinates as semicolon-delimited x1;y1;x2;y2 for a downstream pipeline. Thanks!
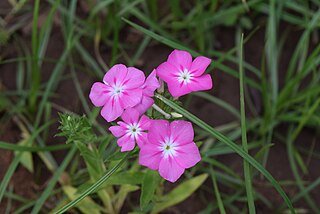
239;34;256;213
55;151;132;214
31;146;77;214
0;141;71;152
210;168;226;214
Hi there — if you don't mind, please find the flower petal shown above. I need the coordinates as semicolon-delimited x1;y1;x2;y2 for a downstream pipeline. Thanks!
170;120;194;145
190;56;211;76
121;108;140;124
188;74;213;92
139;115;152;130
89;82;111;107
156;62;178;82
103;64;127;87
148;120;170;145
120;88;143;109
175;142;201;168
109;125;126;137
167;50;192;70
139;143;162;170
136;132;148;148
123;67;145;89
133;95;154;115
159;157;185;183
117;134;135;152
101;97;124;122
167;81;192;97
142;70;160;97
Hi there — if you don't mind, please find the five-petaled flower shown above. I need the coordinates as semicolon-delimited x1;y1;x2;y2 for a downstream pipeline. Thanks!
156;49;212;97
109;108;150;152
139;120;201;182
89;64;145;122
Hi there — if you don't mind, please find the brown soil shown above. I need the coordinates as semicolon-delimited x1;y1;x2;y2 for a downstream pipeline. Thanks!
0;5;320;214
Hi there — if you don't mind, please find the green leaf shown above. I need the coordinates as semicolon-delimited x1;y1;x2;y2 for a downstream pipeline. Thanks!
140;170;161;210
115;185;140;212
106;171;145;186
62;186;102;214
151;174;208;214
31;146;77;214
239;34;256;213
122;18;199;57
55;151;132;214
78;171;145;194
16;139;33;173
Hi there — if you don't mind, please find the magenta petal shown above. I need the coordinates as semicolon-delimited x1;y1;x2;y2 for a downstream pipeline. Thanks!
190;56;211;76
148;120;170;145
133;96;154;115
170;120;194;145
123;67;145;89
109;125;126;137
159;157;185;183
143;70;160;97
117;134;135;152
167;49;192;70
89;82;111;107
103;64;127;86
101;97;124;122
136;132;148;148
139;144;162;170
121;108;140;124
139;115;151;130
156;62;178;82
167;81;192;97
188;74;213;92
120;88;143;109
175;142;201;168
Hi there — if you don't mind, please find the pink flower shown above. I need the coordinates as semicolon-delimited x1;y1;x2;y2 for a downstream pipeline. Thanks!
133;70;160;115
139;120;201;182
109;108;151;152
89;64;145;122
156;50;212;97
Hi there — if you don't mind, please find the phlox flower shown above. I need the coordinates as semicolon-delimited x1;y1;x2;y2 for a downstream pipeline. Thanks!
156;49;212;97
139;120;201;182
89;64;145;122
133;70;160;115
109;108;150;152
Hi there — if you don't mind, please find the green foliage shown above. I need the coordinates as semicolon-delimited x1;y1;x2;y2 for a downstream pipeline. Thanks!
57;113;97;144
151;174;208;214
140;170;161;210
1;0;320;213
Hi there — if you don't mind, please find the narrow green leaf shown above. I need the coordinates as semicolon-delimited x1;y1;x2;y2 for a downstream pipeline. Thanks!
122;18;199;56
151;174;208;214
31;146;77;214
210;169;226;214
16;140;33;173
140;170;161;210
0;141;71;152
239;34;256;213
62;186;102;214
55;151;132;214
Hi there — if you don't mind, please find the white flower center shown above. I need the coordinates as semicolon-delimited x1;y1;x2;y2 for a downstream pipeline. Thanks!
160;138;177;159
126;123;141;138
111;85;123;97
178;68;193;84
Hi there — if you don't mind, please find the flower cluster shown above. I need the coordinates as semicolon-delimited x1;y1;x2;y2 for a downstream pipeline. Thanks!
89;49;212;182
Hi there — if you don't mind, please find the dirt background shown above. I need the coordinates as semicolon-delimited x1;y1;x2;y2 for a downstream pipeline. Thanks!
1;1;320;213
